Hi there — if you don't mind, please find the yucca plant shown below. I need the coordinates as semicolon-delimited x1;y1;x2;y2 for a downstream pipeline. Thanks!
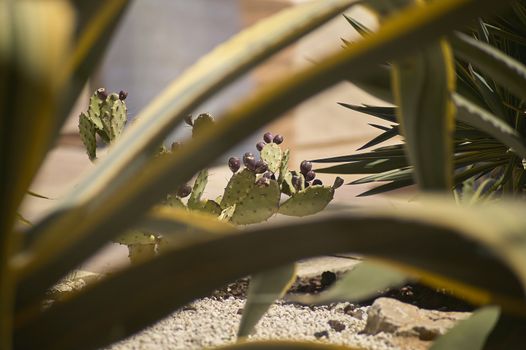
314;0;526;198
2;1;526;350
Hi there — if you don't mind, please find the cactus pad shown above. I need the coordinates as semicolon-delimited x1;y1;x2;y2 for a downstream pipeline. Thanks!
278;185;334;217
281;171;305;196
109;98;127;139
221;169;256;209
219;205;236;221
200;200;222;216
278;149;290;184
192;113;214;138
230;179;280;225
260;143;282;174
86;94;104;130
79;113;97;160
165;194;186;209
128;243;157;264
114;231;156;245
188;170;208;209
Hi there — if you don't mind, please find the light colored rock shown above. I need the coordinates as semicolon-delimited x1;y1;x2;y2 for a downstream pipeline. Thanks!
363;297;471;341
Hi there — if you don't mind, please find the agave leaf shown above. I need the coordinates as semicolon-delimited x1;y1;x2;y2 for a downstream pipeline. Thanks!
291;261;408;305
453;93;526;159
56;0;130;137
238;263;296;338
346;64;393;102
17;0;514;313
430;306;500;350
0;2;74;345
450;31;526;102
392;38;455;191
15;199;526;349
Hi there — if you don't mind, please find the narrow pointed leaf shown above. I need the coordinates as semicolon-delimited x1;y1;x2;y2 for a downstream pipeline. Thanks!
450;31;526;101
453;93;526;159
291;261;408;305
392;39;455;191
430;306;500;350
238;263;296;337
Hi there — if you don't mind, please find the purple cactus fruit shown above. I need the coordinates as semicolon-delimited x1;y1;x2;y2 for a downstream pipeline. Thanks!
96;88;108;101
263;132;274;143
256;176;270;187
228;157;241;173
256;142;266;152
245;158;257;171
305;170;315;182
312;179;323;186
333;176;344;189
118;90;128;101
300;160;312;175
177;184;192;198
243;152;255;166
171;142;182;152
304;180;310;188
273;134;284;144
184;114;193;126
255;160;268;174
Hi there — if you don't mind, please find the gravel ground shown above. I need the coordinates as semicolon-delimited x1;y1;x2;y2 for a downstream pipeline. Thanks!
105;298;400;350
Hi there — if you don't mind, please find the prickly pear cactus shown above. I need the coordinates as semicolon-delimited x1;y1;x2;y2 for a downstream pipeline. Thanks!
78;88;128;160
128;243;156;264
79;113;97;160
230;178;281;225
188;170;208;209
192;113;215;138
200;200;222;216
114;231;157;245
260;143;282;174
278;149;290;184
165;194;186;209
279;185;335;217
221;169;257;209
281;171;305;196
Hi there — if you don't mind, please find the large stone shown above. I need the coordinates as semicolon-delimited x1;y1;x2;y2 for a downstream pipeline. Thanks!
363;297;471;341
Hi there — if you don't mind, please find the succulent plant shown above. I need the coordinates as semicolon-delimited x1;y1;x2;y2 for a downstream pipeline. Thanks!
80;108;341;254
78;88;128;160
